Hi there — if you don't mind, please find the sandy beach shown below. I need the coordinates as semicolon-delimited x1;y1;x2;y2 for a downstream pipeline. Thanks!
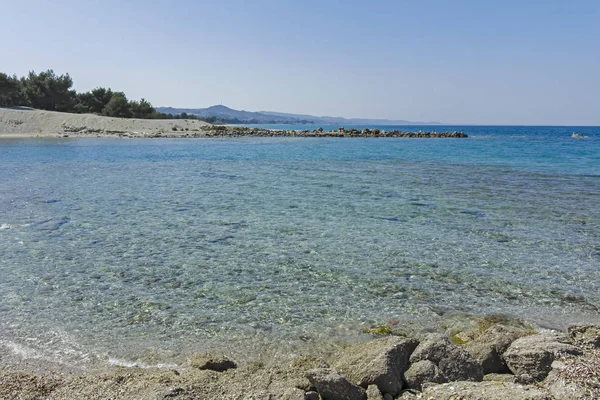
0;107;212;139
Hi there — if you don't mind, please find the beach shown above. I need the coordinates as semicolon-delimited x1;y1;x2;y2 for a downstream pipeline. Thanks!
0;107;211;138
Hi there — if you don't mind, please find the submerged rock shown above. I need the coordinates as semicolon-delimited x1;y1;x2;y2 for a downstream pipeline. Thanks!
334;336;419;396
189;354;237;372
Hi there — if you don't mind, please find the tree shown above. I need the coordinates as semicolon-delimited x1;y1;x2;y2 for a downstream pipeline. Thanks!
90;87;114;114
21;70;76;111
102;92;131;118
1;68;172;120
129;98;155;119
0;73;25;106
73;91;95;113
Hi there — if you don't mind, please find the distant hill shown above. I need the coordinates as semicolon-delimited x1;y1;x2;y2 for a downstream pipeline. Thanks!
155;105;314;124
259;110;439;125
156;105;439;125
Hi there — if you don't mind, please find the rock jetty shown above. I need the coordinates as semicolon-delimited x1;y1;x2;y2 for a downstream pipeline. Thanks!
172;126;468;139
2;318;598;399
64;126;468;139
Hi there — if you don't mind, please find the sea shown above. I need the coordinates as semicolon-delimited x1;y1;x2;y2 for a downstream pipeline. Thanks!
0;125;599;369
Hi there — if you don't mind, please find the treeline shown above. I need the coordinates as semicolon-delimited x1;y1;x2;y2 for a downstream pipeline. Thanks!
0;70;195;120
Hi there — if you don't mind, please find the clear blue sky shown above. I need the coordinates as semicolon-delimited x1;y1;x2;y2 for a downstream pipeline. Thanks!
2;0;599;125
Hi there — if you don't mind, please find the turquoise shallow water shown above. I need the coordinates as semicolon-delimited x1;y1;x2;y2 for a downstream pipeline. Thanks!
0;126;599;368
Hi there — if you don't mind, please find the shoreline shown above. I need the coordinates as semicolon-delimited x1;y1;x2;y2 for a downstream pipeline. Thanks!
0;107;467;139
1;315;598;399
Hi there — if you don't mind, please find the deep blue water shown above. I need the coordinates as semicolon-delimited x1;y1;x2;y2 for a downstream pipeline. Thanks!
0;126;599;368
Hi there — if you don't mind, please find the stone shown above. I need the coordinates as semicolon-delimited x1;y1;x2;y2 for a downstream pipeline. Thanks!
403;360;445;390
304;391;320;400
503;333;582;380
306;368;367;400
366;384;383;400
409;334;483;382
334;336;418;397
414;381;548;400
189;354;237;372
568;324;600;348
464;325;528;373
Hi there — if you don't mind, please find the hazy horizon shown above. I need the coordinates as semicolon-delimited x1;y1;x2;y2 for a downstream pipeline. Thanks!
2;0;599;125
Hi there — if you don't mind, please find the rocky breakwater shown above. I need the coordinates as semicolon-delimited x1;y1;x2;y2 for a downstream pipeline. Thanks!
196;125;468;138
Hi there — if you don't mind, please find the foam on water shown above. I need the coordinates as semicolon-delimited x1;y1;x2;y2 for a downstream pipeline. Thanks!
0;128;599;368
0;223;28;230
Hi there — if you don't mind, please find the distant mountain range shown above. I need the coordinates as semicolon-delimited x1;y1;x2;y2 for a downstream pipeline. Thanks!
155;105;439;125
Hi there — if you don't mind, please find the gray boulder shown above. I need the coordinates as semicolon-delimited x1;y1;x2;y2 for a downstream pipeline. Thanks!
464;325;528;374
306;368;367;400
409;334;483;382
403;360;445;390
334;336;419;397
503;332;582;380
568;324;600;348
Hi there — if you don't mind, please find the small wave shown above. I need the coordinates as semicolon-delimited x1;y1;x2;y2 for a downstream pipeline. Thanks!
0;340;43;360
0;329;96;367
108;357;178;369
0;223;29;230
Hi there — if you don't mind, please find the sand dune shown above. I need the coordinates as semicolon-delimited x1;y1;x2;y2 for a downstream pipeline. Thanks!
0;107;211;138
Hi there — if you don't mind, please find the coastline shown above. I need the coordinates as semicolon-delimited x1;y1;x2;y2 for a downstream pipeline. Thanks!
1;315;598;399
0;108;467;139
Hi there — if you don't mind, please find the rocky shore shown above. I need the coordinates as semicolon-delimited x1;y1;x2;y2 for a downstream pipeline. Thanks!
1;317;598;399
0;108;467;139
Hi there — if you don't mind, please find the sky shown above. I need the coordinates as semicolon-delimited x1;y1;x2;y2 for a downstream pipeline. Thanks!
1;0;599;125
